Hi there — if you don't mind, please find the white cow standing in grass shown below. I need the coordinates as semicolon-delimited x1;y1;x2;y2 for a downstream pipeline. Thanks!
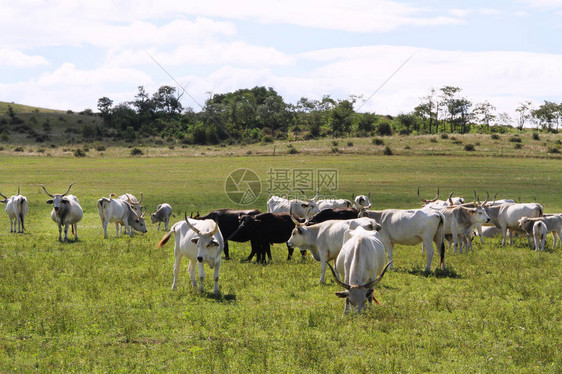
157;214;224;294
97;194;147;238
0;187;28;233
327;226;392;314
41;183;83;241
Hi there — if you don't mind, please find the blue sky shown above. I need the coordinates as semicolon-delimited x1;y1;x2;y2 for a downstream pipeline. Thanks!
1;0;561;122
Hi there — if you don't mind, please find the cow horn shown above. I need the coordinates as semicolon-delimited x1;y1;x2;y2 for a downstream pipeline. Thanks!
208;221;218;236
127;195;135;206
139;192;143;203
362;262;392;289
184;212;201;235
40;184;54;198
312;188;319;201
17;186;20;196
448;192;454;206
0;191;7;199
368;192;371;199
417;187;426;202
351;192;355;200
326;262;350;290
290;206;303;226
62;183;74;197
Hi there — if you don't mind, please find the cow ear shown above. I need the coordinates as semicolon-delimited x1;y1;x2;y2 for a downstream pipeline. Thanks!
191;238;199;244
46;199;53;204
469;209;476;215
335;291;349;298
300;203;308;208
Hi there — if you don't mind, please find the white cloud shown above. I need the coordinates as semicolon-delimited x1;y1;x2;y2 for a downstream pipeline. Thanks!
36;63;152;87
0;49;49;68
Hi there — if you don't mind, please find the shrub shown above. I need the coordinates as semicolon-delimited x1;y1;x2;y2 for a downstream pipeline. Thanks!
262;135;274;143
14;146;24;152
288;147;299;154
346;141;353;147
405;145;411;150
96;145;106;151
464;144;475;151
514;143;523;149
383;146;393;155
547;147;560;154
532;133;540;140
331;140;338;146
491;134;500;140
130;147;143;156
440;133;449;139
372;138;384;145
74;148;86;157
377;122;393;136
331;147;340;153
430;138;437;143
509;136;521;143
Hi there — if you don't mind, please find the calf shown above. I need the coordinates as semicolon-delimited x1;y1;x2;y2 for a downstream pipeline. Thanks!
287;216;381;283
157;214;224;294
40;183;83;241
232;212;297;263
327;226;391;314
533;221;547;252
196;208;261;260
518;215;562;249
97;194;147;238
151;203;173;231
0;187;28;233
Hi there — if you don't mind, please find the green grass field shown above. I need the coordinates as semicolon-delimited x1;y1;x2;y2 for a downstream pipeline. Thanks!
0;153;561;372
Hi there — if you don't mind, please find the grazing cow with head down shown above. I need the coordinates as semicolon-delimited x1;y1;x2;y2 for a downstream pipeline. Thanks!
97;194;147;238
287;216;381;283
327;226;392;314
157;214;224;294
438;202;490;253
306;207;360;225
41;183;83;241
196;208;261;260
0;187;28;233
151;203;173;231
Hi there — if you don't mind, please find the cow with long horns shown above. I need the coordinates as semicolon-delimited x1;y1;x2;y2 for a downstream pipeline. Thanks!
40;183;83;241
267;189;320;219
0;187;28;233
327;226;392;314
157;214;224;294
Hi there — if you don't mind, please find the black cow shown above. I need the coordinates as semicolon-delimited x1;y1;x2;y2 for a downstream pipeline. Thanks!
307;208;360;225
196;208;261;260
233;212;303;263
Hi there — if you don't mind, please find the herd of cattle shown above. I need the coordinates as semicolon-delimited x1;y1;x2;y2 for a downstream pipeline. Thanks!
1;185;560;313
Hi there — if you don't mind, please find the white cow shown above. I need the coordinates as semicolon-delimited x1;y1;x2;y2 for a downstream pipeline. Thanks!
287;216;381;283
0;187;28;233
533;221;547;252
518;215;562;249
97;194;147;238
157;215;224;294
418;188;465;209
485;202;543;246
352;193;372;210
439;204;490;253
40;183;83;241
359;208;445;271
327;226;392;314
316;198;353;210
151;203;173;231
267;190;320;219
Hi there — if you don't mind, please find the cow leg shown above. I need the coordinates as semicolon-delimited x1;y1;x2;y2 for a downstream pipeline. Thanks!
380;237;394;269
164;220;169;231
157;222;161;231
501;226;508;246
197;262;205;293
223;241;230;260
73;224;78;241
266;244;272;262
171;253;183;291
319;258;327;283
63;223;70;241
423;239;434;272
554;231;561;248
212;262;221;295
114;222;120;237
244;240;259;262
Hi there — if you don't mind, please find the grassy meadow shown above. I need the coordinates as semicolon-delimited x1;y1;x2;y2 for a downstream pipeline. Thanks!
0;152;561;372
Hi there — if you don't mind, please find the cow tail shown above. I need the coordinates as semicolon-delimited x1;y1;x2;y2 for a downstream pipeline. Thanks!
538;204;543;217
158;223;180;248
19;199;26;232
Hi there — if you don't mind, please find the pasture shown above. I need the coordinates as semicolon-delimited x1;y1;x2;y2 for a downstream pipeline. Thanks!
0;153;561;372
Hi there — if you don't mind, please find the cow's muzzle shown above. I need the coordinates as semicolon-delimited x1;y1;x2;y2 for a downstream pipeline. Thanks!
197;256;203;263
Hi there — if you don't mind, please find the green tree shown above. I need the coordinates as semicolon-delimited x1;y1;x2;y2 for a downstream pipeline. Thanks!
97;96;113;124
474;101;496;128
515;101;534;130
330;99;354;137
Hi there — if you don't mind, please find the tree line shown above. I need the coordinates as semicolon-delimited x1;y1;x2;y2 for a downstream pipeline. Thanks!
96;85;561;145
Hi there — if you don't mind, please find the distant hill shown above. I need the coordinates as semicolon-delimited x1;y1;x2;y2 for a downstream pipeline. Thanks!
0;101;105;145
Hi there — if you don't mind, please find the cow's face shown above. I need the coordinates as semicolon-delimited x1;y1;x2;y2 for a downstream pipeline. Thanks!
191;233;222;266
132;216;148;233
47;195;66;212
469;206;490;224
150;213;158;224
336;286;374;314
354;195;372;209
287;225;307;248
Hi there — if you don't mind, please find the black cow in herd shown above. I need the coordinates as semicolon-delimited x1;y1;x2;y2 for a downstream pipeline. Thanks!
195;207;361;263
